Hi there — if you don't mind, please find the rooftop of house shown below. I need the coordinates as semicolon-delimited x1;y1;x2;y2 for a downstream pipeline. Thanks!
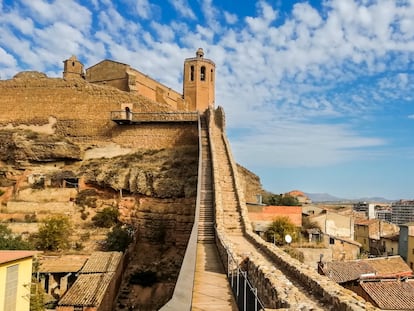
360;279;414;310
0;250;38;265
38;255;89;273
57;272;115;307
80;251;122;273
354;219;380;226
320;256;412;283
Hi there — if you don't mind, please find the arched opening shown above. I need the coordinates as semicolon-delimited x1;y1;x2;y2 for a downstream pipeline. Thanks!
211;69;214;82
200;66;206;81
190;66;194;81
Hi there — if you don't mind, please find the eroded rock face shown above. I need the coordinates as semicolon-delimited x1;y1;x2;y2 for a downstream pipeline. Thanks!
0;129;82;163
78;146;198;198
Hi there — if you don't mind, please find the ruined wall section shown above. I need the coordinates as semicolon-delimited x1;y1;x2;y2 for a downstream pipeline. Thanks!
0;74;197;149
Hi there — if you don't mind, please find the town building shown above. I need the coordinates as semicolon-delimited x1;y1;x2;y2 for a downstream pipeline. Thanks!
247;205;302;238
375;209;392;222
310;210;354;239
357;278;414;310
398;222;414;269
354;219;399;255
0;250;38;311
391;200;414;225
353;202;375;219
320;254;414;310
56;251;123;311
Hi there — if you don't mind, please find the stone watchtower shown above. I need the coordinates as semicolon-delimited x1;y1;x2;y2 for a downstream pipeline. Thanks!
183;48;215;112
63;55;84;80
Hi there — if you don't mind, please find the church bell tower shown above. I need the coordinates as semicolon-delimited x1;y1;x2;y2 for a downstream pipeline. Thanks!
183;48;215;112
63;55;84;80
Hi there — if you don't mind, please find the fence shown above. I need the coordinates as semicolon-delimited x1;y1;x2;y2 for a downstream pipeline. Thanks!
226;245;266;311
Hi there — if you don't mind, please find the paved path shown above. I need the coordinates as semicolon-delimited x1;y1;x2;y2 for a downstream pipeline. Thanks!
192;243;238;311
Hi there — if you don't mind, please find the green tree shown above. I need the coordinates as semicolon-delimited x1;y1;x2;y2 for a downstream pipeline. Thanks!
265;216;297;245
29;278;45;311
103;224;133;252
92;206;119;228
33;216;72;251
262;194;300;206
0;224;32;250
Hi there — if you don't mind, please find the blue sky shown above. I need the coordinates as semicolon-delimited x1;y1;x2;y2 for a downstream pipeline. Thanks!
1;0;414;200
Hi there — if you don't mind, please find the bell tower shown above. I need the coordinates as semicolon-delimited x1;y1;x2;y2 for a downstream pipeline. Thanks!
63;55;84;80
183;48;215;112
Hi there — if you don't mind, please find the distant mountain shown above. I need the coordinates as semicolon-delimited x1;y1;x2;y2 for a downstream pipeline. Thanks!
305;193;394;203
305;193;344;202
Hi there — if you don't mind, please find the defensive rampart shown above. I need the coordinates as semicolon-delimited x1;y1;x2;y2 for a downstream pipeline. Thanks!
0;74;197;149
206;107;379;311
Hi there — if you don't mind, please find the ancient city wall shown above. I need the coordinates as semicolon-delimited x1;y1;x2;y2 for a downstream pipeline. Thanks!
207;107;379;311
0;74;197;149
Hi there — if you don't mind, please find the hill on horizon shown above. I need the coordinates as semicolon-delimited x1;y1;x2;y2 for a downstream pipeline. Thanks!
305;192;395;203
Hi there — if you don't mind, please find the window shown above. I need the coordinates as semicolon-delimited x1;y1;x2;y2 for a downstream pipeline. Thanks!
4;264;19;311
211;69;214;82
190;66;194;81
329;237;334;245
200;66;206;81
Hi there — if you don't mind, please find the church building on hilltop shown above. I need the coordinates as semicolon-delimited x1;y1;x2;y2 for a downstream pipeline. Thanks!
63;48;215;113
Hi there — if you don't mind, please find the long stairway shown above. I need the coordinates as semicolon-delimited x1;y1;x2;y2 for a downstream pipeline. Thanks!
212;130;330;310
197;118;215;243
191;117;238;311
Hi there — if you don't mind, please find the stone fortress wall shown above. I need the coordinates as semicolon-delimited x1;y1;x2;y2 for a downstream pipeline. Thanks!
207;108;378;311
0;72;198;150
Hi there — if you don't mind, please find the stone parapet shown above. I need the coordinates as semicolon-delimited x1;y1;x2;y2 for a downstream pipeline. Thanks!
206;107;379;311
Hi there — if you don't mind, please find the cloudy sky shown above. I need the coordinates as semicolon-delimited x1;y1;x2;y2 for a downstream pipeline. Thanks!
1;0;414;200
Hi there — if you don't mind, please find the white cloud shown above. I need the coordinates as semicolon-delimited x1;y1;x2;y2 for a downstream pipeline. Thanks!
409;115;414;119
135;0;152;19
169;0;195;19
21;0;92;31
0;47;17;67
224;11;238;24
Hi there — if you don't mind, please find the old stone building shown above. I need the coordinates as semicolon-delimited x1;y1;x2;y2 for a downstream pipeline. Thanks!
63;48;215;112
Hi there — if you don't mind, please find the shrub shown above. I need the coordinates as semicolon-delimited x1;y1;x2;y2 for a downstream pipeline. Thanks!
103;224;133;252
33;215;72;251
265;216;297;246
92;206;119;228
0;224;33;250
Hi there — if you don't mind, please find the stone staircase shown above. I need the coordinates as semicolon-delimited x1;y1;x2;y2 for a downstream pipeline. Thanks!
212;133;243;235
197;117;215;243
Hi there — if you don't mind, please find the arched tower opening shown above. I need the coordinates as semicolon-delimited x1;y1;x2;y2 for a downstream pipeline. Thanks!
183;48;215;112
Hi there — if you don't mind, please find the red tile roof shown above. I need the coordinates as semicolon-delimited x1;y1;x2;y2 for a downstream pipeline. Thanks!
320;261;375;283
360;279;414;310
320;256;412;283
0;250;37;265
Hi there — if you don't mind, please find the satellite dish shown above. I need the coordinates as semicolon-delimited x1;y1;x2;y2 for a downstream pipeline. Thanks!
285;234;292;244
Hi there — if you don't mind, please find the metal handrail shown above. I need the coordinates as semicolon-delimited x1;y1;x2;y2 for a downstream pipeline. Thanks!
221;233;265;311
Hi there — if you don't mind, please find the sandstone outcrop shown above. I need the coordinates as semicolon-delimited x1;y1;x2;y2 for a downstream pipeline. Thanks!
0;129;82;163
